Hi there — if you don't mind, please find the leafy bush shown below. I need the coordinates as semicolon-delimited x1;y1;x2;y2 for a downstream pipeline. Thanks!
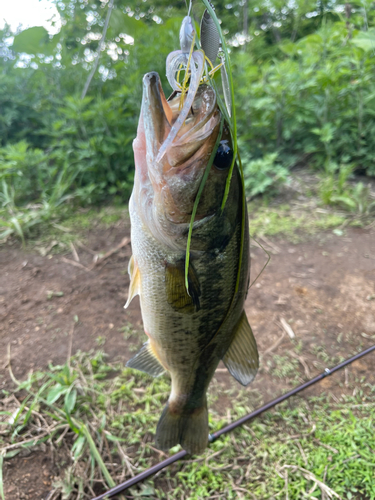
242;152;289;198
0;141;50;200
235;22;375;178
44;93;138;204
318;163;375;214
0;90;140;240
1;0;375;238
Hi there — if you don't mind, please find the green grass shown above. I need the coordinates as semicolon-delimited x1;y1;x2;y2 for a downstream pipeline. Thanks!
249;202;347;241
0;204;129;252
62;206;126;230
1;170;370;248
0;200;349;250
2;350;375;499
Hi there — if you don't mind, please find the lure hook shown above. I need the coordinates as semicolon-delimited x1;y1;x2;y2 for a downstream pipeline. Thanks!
157;15;205;163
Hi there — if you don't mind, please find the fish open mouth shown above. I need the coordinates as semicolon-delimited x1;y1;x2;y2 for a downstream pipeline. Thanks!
142;72;220;168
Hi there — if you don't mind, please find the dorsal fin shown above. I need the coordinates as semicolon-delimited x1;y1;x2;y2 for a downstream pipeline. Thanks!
222;311;259;386
126;342;165;377
124;255;141;308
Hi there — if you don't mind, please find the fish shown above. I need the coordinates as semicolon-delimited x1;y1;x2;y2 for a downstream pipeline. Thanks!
124;48;258;457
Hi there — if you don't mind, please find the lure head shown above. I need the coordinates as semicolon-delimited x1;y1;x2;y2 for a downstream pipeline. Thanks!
132;72;234;243
180;16;195;53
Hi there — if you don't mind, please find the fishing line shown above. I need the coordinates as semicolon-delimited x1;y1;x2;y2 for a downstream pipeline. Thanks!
199;0;248;299
91;344;375;500
247;237;271;290
184;117;224;290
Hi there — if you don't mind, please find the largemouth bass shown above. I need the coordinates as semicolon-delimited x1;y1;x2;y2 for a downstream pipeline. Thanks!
125;72;259;455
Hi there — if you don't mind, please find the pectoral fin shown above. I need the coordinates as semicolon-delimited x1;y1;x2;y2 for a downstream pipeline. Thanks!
124;255;141;308
165;260;201;314
223;311;259;386
126;342;165;377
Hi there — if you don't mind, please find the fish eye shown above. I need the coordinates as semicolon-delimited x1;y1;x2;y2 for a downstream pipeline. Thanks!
214;140;233;170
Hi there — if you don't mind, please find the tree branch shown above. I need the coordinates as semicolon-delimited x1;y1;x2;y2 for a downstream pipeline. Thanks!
81;0;115;100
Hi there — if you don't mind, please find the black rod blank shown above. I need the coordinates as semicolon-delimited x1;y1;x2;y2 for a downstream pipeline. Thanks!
92;344;375;500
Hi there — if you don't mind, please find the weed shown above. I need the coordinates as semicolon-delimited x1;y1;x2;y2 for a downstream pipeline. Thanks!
2;350;375;499
318;164;375;215
249;202;346;241
47;291;64;300
242;151;289;199
120;323;139;340
269;355;300;380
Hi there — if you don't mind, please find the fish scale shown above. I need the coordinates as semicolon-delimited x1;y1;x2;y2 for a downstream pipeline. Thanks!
130;198;242;367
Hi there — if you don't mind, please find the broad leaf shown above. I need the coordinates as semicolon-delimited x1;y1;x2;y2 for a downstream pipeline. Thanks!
64;388;77;414
12;27;57;55
46;383;68;404
108;10;145;39
352;31;375;52
72;434;86;460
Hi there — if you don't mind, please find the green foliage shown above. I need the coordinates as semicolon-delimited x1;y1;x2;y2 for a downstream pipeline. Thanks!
242;151;289;198
2;349;375;499
1;0;375;241
0;139;78;242
235;21;375;178
318;163;375;214
12;27;58;55
0;141;49;200
249;202;346;241
46;93;137;202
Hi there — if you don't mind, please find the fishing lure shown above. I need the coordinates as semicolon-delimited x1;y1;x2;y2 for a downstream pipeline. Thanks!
159;1;244;292
156;17;205;164
200;5;232;117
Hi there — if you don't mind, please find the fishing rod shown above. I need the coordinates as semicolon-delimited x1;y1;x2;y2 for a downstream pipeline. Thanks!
91;343;375;500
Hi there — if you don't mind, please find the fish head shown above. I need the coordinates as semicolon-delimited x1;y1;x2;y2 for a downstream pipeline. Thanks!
133;72;234;234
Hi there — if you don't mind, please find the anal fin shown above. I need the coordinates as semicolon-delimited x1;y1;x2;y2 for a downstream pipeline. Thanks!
222;311;259;386
124;255;141;308
126;342;165;377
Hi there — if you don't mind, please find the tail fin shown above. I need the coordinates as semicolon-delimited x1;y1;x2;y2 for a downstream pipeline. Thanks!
155;399;208;455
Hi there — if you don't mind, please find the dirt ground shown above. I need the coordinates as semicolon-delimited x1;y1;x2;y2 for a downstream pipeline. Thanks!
1;214;375;499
